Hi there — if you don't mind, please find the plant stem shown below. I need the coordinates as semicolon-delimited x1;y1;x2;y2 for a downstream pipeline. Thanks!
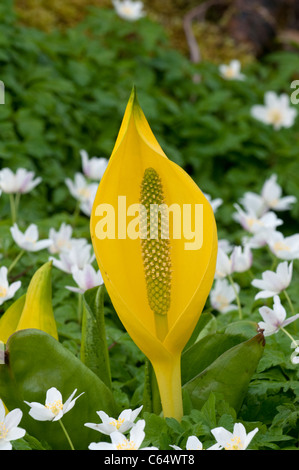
9;194;17;224
283;290;295;316
72;200;81;227
283;290;297;334
77;293;83;324
228;274;242;319
7;250;25;275
58;419;75;450
15;192;21;217
280;326;298;348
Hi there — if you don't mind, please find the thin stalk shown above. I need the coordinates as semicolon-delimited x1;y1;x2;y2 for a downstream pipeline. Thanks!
15;193;21;217
77;292;83;324
283;290;295;316
72;200;81;227
9;194;17;224
7;250;25;275
58;419;75;451
228;274;242;319
280;326;298;348
284;290;297;334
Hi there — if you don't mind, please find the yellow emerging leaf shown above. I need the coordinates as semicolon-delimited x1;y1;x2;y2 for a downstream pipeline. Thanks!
0;294;26;343
16;261;58;340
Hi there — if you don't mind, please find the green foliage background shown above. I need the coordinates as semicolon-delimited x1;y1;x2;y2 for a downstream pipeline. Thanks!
0;0;299;450
1;0;299;230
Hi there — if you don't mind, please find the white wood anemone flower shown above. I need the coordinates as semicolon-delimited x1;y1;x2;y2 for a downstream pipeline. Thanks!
267;231;299;261
48;223;74;255
215;248;234;279
252;261;293;300
210;278;240;314
88;419;158;450
0;168;41;194
239;174;297;220
0;399;26;450
112;0;145;21
65;172;98;207
261;174;297;212
203;192;223;213
219;60;245;81
24;387;84;422
49;240;95;274
211;422;259;450
10;223;53;252
258;295;299;337
80;149;108;181
0;266;21;306
84;405;143;435
231;245;252;273
66;264;103;294
233;204;283;235
251;91;297;130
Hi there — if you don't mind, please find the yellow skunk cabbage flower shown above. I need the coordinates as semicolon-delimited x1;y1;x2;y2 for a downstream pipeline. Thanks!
90;89;217;421
0;261;58;343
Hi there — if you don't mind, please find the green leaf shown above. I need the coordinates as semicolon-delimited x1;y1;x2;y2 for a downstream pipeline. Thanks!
0;329;117;450
142;359;161;415
80;285;112;389
184;311;217;350
224;320;260;339
181;332;249;385
183;333;265;413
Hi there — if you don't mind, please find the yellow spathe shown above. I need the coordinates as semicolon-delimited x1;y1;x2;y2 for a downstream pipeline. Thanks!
90;89;218;420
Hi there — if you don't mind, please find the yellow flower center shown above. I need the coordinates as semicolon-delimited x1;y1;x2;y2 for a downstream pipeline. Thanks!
268;198;279;208
45;399;63;415
273;241;290;252
78;187;91;199
215;294;229;310
110;417;125;430
268;109;283;126
0;286;7;298
225;436;243;450
0;422;8;439
116;438;138;450
224;67;236;79
122;6;134;15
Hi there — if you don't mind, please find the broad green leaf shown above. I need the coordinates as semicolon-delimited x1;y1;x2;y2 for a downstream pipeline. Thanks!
0;329;117;450
224;320;259;339
181;332;249;385
184;311;217;350
80;285;111;389
183;333;265;413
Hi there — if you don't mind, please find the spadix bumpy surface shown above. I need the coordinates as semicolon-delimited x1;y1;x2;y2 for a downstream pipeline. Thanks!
90;89;218;419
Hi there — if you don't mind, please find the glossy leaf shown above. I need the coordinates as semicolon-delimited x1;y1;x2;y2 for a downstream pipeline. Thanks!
0;329;117;450
183;333;265;413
